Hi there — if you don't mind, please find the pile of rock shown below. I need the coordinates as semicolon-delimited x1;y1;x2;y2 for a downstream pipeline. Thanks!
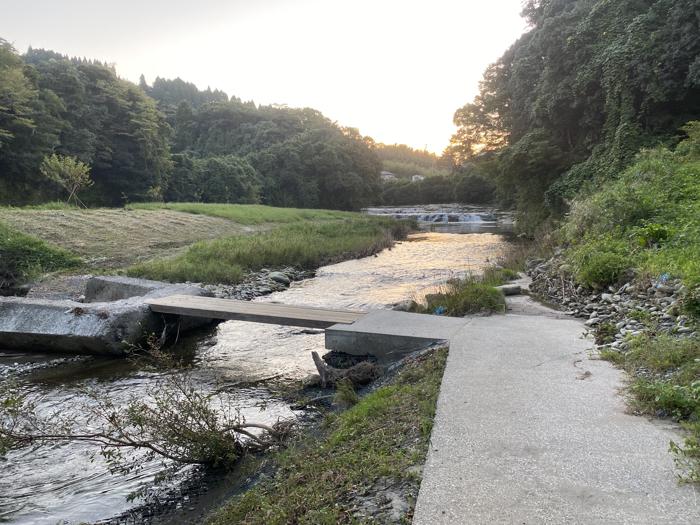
202;267;313;300
528;255;696;351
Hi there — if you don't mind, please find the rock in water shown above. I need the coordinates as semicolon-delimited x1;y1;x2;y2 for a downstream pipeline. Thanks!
497;284;522;296
392;299;418;312
269;272;291;286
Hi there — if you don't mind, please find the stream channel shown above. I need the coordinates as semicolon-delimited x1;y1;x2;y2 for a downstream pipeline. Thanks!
0;205;512;525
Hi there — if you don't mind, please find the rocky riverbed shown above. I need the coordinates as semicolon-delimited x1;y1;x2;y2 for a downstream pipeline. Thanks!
527;252;697;351
202;267;314;300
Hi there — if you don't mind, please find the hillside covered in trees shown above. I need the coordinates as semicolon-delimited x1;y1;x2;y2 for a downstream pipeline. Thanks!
447;0;700;229
376;143;496;205
0;42;381;210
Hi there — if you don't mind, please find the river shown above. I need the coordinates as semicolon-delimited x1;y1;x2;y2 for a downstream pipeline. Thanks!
0;205;511;525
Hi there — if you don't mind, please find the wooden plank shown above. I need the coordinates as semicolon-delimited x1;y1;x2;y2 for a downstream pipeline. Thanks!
146;294;366;329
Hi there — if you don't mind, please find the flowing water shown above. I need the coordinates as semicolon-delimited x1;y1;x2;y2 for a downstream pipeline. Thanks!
0;205;511;525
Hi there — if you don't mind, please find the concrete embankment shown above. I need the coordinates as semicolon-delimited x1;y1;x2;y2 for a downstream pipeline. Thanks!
0;276;212;354
414;295;700;524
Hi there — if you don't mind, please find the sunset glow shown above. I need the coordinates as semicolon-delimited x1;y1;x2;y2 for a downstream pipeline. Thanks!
2;0;526;152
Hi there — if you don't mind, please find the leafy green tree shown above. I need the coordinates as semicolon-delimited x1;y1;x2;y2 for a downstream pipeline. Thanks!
449;0;700;229
39;153;93;206
0;41;383;210
194;155;261;204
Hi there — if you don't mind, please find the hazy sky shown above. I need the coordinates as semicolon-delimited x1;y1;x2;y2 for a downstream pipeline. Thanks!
1;0;526;153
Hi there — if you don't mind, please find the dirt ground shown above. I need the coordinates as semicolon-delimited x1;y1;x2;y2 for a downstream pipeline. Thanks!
0;208;261;270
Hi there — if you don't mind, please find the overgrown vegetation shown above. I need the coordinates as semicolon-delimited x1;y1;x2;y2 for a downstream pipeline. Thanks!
128;218;411;284
420;276;506;317
0;221;79;288
207;348;448;525
601;335;700;481
562;122;700;303
447;0;700;231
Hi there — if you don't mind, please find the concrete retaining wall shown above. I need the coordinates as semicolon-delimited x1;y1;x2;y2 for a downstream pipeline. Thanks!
0;276;213;355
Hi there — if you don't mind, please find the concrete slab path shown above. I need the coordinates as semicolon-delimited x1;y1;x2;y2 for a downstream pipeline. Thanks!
414;300;700;524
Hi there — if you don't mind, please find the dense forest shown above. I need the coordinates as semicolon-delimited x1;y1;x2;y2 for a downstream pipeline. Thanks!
0;42;382;210
447;0;700;229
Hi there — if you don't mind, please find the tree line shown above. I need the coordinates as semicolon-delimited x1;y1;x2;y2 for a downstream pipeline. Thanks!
0;42;383;210
446;0;700;230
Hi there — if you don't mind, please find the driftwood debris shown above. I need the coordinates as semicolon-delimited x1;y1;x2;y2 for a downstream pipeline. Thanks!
311;351;382;388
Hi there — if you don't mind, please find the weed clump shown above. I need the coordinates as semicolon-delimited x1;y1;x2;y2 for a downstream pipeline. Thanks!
0;221;80;288
426;279;506;316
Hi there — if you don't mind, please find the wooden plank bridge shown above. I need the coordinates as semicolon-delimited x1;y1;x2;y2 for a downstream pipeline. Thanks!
146;294;366;329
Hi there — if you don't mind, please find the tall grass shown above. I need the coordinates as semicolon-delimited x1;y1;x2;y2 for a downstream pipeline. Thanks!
126;202;356;225
420;275;507;316
0;221;80;288
128;218;410;284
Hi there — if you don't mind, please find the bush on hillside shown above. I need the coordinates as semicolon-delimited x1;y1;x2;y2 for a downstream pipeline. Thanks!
564;121;700;292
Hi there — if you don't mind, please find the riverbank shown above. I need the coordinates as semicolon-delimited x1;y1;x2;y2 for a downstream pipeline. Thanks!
206;347;447;524
0;203;411;293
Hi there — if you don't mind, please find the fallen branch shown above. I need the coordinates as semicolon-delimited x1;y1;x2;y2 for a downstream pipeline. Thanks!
311;351;382;388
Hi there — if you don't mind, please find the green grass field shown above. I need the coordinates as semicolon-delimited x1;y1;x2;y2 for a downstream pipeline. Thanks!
0;203;409;288
128;218;411;284
0;221;80;288
126;202;356;225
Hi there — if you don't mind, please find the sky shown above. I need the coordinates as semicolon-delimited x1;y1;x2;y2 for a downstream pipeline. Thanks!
1;0;527;153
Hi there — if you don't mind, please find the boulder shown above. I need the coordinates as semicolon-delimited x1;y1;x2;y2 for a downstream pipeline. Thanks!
392;299;418;312
269;272;291;286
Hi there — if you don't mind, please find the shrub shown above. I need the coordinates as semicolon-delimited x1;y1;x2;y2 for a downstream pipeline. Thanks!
424;277;506;316
630;380;700;421
569;238;630;288
0;221;80;287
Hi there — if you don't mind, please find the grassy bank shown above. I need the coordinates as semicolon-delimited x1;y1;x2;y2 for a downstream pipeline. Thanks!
207;348;447;524
128;218;410;284
562;122;700;308
0;221;80;289
602;335;700;481
0;207;249;270
0;203;411;287
126;202;355;225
